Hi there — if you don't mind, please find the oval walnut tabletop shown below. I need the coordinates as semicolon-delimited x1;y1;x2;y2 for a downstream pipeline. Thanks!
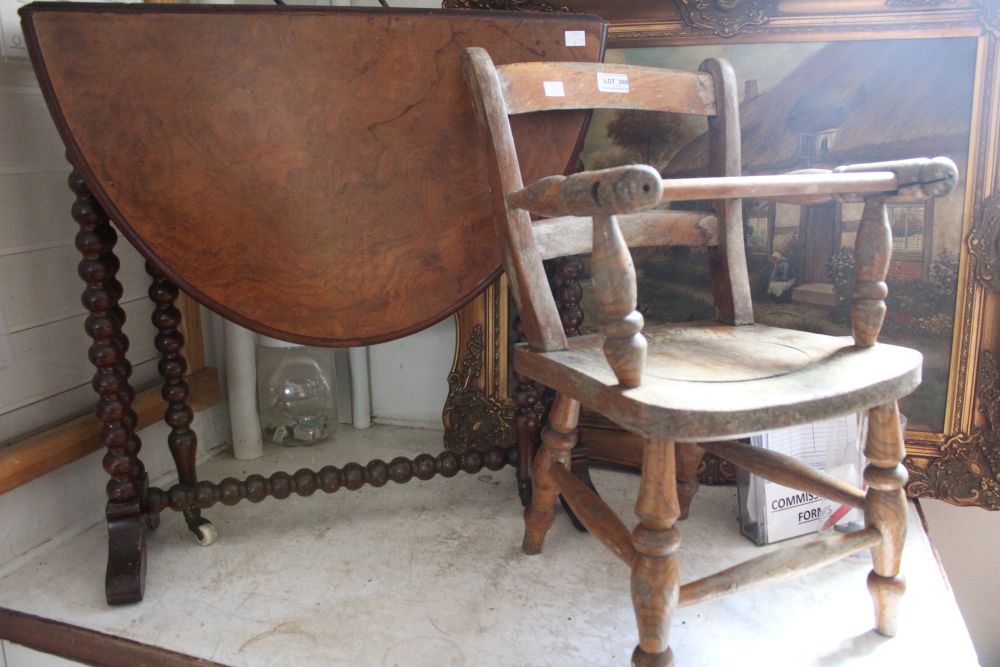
20;4;606;345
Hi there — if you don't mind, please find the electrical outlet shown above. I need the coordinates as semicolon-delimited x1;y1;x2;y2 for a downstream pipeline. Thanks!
0;0;30;58
1;0;134;59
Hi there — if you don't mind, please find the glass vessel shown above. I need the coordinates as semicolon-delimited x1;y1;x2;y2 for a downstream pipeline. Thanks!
256;336;336;446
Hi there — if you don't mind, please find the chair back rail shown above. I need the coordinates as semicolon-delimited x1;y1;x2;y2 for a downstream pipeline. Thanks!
532;210;720;261
495;62;717;116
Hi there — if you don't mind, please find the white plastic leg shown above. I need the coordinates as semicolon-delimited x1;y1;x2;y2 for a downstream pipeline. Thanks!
349;346;372;429
224;320;264;460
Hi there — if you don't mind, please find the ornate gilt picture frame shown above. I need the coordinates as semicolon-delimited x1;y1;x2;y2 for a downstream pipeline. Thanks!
444;0;1000;510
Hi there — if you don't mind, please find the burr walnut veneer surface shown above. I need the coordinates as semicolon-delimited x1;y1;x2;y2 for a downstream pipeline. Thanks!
21;4;606;345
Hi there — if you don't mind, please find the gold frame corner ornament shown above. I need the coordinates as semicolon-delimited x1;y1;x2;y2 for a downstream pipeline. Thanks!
974;0;1000;37
906;351;1000;510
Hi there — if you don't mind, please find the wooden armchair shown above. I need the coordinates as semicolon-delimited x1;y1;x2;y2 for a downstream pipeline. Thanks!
462;47;958;666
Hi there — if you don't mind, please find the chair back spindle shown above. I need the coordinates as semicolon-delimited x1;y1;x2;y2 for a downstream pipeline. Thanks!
701;58;753;326
462;47;568;354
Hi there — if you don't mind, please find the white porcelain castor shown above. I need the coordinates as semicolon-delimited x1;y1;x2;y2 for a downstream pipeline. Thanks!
189;518;218;546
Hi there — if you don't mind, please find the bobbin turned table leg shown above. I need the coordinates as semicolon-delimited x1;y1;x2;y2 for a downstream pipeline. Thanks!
631;438;681;667
552;256;596;531
522;394;580;555
864;402;908;637
146;263;217;547
513;313;542;507
70;169;149;604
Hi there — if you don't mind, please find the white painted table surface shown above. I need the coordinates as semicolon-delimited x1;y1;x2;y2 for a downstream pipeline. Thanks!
0;425;979;667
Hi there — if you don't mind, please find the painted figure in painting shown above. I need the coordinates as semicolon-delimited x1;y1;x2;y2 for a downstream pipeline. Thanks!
767;251;795;303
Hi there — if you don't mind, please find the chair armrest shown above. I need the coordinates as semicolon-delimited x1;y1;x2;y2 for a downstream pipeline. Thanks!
834;157;958;201
508;158;957;217
508;165;663;217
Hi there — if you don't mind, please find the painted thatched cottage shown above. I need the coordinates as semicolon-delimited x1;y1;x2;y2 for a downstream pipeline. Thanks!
664;39;975;305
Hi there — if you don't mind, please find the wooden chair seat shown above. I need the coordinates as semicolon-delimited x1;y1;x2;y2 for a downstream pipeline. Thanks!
515;322;921;441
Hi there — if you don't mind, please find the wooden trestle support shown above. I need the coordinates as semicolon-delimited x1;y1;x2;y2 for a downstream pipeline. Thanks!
71;167;149;604
145;447;513;513
70;167;519;604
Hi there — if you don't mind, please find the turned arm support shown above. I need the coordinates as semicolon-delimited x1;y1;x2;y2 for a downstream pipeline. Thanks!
846;158;958;347
508;166;663;388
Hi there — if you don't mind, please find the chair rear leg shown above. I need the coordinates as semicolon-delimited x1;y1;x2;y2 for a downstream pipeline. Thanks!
675;442;705;521
522;393;580;554
863;402;908;637
631;437;681;667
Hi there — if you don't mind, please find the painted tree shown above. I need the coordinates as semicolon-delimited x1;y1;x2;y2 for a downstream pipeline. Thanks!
605;110;700;172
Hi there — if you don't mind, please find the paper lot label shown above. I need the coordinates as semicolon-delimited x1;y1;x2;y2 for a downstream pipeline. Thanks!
543;81;565;97
597;72;629;93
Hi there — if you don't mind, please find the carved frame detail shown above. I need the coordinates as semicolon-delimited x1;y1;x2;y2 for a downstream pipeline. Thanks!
886;0;957;8
444;278;516;453
975;0;1000;37
906;351;1000;509
969;194;1000;294
440;0;574;12
675;0;777;38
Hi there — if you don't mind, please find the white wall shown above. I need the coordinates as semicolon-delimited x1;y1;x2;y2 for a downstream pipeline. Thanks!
0;59;160;445
920;499;1000;666
369;318;455;430
0;403;230;574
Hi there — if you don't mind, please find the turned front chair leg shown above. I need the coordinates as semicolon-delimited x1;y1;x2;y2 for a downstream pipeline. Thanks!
632;438;681;667
522;394;580;555
675;442;705;521
864;402;908;637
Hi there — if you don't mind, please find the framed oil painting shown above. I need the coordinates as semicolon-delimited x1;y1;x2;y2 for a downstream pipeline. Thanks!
443;0;1000;509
